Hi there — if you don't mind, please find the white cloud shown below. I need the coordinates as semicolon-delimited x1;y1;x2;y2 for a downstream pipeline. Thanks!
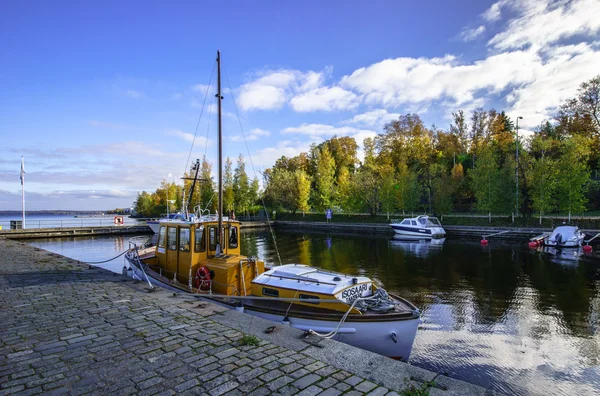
344;109;401;128
340;51;539;110
460;25;486;41
290;86;360;112
191;83;212;93
253;140;311;167
482;0;510;22
165;129;210;147
237;69;332;111
229;128;271;142
487;0;600;51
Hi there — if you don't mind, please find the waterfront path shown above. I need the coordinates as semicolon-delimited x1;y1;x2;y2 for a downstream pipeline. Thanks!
0;239;491;395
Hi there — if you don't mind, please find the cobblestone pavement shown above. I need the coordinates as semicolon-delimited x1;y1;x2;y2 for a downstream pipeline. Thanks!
0;239;490;395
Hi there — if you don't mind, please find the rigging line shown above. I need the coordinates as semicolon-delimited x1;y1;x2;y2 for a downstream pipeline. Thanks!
223;67;283;266
184;61;216;175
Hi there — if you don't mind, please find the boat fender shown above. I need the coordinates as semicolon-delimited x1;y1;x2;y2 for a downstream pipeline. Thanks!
195;266;212;290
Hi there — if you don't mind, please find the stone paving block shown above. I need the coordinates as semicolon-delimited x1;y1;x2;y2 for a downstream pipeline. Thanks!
316;377;338;389
296;385;324;396
289;368;310;379
265;374;295;391
174;378;199;393
334;382;351;392
366;387;390;396
137;375;165;390
237;367;266;383
259;368;283;383
317;388;342;396
208;380;239;395
292;373;321;389
345;375;363;386
275;385;301;395
355;380;378;393
246;387;271;396
237;378;263;393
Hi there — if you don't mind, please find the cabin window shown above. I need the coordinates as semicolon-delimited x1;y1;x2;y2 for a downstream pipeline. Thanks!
411;220;417;226
167;227;177;250
299;294;320;304
195;226;206;252
228;226;238;249
209;227;216;251
179;228;190;252
401;220;409;225
262;288;279;297
158;226;166;248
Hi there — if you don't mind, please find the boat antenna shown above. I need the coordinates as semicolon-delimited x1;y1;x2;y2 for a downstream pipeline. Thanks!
216;50;224;256
183;159;201;217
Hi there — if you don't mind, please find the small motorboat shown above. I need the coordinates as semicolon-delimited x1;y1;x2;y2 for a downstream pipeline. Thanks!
390;215;446;238
544;225;585;247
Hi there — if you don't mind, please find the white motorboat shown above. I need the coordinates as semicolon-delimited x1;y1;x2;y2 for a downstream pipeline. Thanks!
544;225;585;247
391;215;446;238
125;51;421;361
146;213;186;233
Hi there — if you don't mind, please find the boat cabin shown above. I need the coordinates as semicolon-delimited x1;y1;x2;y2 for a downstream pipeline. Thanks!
145;218;264;296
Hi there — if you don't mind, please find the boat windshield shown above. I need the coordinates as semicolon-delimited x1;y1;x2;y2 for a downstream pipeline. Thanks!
418;217;441;227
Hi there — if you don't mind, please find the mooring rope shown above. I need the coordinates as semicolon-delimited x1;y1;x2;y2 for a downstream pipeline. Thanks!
83;250;127;264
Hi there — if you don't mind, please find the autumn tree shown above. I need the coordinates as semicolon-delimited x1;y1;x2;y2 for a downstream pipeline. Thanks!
233;154;250;215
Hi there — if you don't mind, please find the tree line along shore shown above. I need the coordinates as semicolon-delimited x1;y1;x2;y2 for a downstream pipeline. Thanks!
133;75;600;228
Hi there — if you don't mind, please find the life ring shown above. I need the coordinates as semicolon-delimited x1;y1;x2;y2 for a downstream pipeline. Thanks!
195;266;212;290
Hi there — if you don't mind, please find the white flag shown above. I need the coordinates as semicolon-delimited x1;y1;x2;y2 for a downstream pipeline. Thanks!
20;156;25;185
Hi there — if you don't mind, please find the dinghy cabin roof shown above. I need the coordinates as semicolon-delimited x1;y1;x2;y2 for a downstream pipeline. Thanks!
253;264;372;296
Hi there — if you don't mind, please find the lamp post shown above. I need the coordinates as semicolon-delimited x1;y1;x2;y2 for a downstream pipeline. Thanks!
515;116;523;217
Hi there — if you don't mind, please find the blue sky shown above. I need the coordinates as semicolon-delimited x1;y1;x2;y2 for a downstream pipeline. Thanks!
1;0;599;210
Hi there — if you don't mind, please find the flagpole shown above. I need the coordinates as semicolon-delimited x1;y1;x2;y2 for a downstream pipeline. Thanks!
21;156;25;229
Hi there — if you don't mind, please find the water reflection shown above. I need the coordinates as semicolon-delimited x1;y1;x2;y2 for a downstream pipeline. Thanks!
27;229;600;395
238;230;600;395
389;236;445;258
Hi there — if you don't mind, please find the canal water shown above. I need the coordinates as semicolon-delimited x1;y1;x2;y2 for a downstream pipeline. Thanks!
27;228;600;396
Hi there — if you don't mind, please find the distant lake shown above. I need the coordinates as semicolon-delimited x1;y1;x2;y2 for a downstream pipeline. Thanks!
26;227;600;396
0;213;144;230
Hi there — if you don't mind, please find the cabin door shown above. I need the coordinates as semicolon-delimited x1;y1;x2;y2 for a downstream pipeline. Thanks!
165;226;179;278
177;227;192;284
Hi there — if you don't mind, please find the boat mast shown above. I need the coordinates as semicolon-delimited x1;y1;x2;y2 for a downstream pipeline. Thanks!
216;50;223;255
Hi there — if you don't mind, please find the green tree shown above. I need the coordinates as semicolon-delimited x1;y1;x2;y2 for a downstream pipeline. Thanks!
530;133;556;223
554;136;591;217
314;145;336;210
296;170;311;213
223;157;234;214
233;154;250;215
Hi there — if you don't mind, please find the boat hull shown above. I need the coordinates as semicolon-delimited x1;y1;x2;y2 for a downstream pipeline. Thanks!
245;308;419;361
390;224;446;238
126;257;420;361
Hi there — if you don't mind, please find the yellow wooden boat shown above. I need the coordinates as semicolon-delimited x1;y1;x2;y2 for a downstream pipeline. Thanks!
125;51;420;360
